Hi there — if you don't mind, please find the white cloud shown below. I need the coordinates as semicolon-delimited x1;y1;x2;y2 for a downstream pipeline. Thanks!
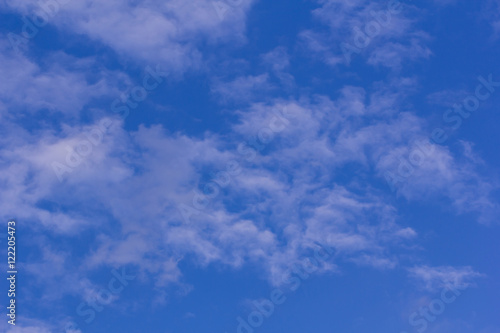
3;0;256;72
0;70;496;301
0;39;130;119
211;73;272;103
367;38;432;68
408;265;483;291
302;0;432;68
376;137;500;223
427;89;470;107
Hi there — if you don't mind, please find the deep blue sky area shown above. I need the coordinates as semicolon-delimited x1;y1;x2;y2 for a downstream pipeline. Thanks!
0;1;500;333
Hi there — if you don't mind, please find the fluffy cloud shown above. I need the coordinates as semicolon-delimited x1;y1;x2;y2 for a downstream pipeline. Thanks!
2;76;496;298
3;0;256;72
0;2;498;327
0;39;128;120
300;0;431;68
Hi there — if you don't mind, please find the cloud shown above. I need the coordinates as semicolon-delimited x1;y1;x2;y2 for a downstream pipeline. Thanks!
486;0;500;37
0;8;497;305
0;1;498;331
427;89;470;107
300;0;431;68
3;79;496;297
211;73;272;104
261;46;290;72
376;137;500;223
367;38;432;68
408;265;483;291
3;0;257;72
0;39;128;120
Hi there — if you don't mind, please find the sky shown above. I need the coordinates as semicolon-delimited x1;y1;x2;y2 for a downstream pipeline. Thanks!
0;0;500;332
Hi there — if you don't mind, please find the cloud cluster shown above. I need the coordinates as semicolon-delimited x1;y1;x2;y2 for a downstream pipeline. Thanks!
2;84;493;297
299;0;431;68
3;0;256;72
0;1;497;331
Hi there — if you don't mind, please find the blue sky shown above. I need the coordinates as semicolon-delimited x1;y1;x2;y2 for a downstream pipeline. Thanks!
1;0;500;332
